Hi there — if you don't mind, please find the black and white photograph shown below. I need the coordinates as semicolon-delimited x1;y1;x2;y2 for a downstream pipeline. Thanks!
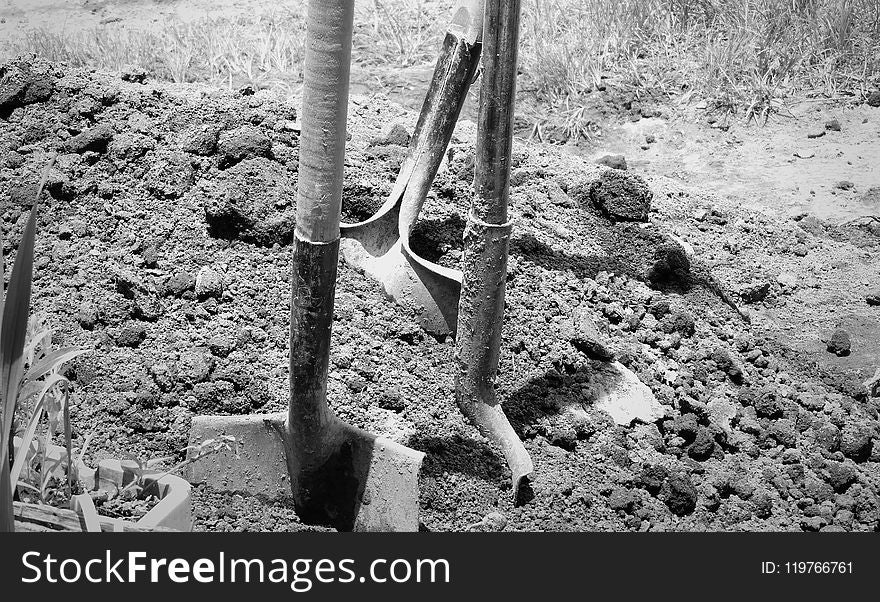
0;0;878;592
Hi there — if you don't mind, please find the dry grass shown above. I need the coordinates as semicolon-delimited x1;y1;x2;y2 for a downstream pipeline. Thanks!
10;7;308;94
2;0;878;134
519;0;880;133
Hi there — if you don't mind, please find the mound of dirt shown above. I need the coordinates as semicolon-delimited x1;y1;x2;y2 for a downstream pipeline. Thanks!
1;57;878;532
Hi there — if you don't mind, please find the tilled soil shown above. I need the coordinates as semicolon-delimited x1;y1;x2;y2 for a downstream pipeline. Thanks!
2;57;879;532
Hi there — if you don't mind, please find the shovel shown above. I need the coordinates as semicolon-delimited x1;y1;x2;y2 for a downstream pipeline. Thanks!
188;0;424;532
339;0;485;336
455;0;533;502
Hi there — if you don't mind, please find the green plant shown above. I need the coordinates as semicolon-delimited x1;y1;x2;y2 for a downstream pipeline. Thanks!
1;156;56;532
10;312;88;505
116;435;239;500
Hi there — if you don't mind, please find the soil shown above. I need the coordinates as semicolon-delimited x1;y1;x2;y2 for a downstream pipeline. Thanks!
2;55;879;533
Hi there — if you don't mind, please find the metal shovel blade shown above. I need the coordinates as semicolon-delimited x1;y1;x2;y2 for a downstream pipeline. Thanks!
187;413;424;532
340;204;462;336
340;20;480;337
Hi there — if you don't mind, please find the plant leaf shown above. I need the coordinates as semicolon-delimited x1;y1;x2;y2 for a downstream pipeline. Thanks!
32;373;68;435
0;202;38;470
9;397;44;495
22;327;52;366
0;153;54;474
63;386;71;498
23;348;87;384
15;380;42;406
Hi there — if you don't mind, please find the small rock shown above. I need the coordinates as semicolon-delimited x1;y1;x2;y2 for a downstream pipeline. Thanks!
835;180;855;191
866;90;880;107
208;334;236;358
753;387;784;418
797;214;826;235
825;119;841;132
661;310;696;337
116;322;147;347
800;516;826;531
814;422;841;452
468;512;507;532
163;271;194;297
376;387;406;412
132;293;161;321
596;154;627;170
769;418;798;448
199;158;296;246
739;280;770;303
711;347;744;383
566;305;614;360
672;413;699;441
150;363;175;392
707;399;737;434
547;421;577;451
217;125;272;166
63;124;114;154
368;122;411;147
804;477;833;503
688;427;715;460
806;129;825;139
120;65;148;83
661;472;697;516
344;373;368;393
577;170;652;222
179;124;221;156
840;421;873;462
826;329;851;357
608;487;639;513
645;134;656;144
0;61;55;113
865;291;880;306
75;303;99;330
112;267;144;299
637;464;668;495
141;245;159;268
648;241;690;285
195;266;224;299
823;460;857;492
752;490;773;518
178;350;213;384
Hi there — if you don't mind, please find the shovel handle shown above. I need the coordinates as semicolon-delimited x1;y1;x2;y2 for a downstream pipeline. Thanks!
290;0;354;459
397;0;484;237
296;0;355;244
474;0;521;224
449;0;485;44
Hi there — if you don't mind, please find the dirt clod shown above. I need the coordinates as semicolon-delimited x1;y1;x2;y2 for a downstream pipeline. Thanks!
826;329;851;356
661;472;697;516
217;124;272;166
596;153;627;170
578;168;652;221
64;123;114;154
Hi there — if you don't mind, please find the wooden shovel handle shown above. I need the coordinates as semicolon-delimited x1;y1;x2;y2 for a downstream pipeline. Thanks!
474;0;522;225
296;0;355;244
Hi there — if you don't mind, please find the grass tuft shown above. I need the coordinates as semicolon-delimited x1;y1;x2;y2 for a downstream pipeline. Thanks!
1;0;878;133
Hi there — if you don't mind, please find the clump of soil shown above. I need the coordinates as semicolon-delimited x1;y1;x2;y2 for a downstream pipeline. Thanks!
2;57;878;532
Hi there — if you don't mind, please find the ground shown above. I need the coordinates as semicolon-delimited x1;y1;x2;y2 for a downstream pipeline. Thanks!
1;1;880;533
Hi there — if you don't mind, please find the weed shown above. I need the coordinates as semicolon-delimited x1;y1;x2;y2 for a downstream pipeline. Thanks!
11;312;88;505
116;435;239;500
0;155;56;531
